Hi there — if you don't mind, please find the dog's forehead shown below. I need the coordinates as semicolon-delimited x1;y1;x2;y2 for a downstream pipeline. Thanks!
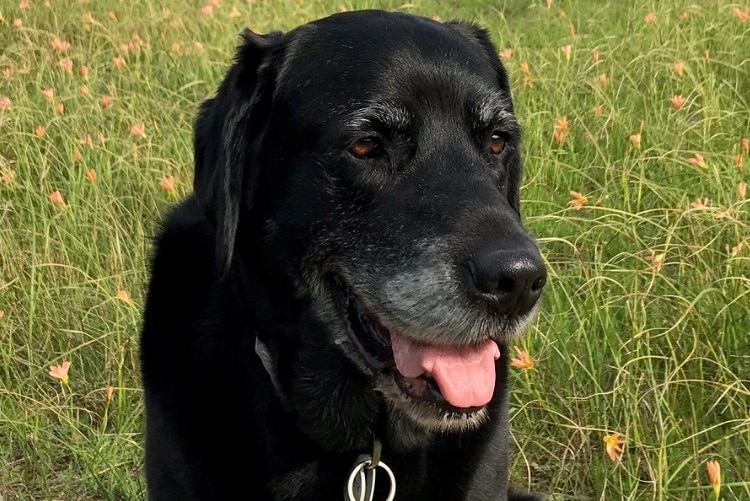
274;11;504;117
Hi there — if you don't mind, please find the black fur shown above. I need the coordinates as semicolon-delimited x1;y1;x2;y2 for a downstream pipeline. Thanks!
141;10;546;500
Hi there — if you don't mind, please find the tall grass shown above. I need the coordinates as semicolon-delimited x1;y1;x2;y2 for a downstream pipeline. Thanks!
0;0;748;499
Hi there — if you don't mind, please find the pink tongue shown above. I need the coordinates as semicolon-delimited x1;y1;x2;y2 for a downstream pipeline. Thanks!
390;332;500;408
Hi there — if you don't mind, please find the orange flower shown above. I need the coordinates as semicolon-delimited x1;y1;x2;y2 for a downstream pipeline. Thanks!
0;97;10;111
734;155;744;171
554;116;569;132
55;102;64;115
592;50;600;64
568;23;576;36
49;361;71;385
520;62;529;74
687;153;707;169
568;190;587;210
51;38;70;52
41;88;54;102
35;126;46;138
672;62;684;77
131;123;145;137
741;138;749;153
603;433;625;461
97;133;105;146
679;12;689;21
194;42;205;53
117;289;134;307
80;65;89;78
704;49;710;62
498;48;511;61
112;57;124;69
553;130;565;145
105;385;115;403
107;11;117;21
593;105;603;117
19;0;30;9
670;95;685;109
100;96;111;109
58;58;73;73
598;73;608;85
510;346;534;369
79;134;93;148
160;175;176;196
79;85;89;96
738;181;747;199
560;44;571;61
644;13;656;24
1;169;15;184
546;0;552;8
733;7;750;22
0;310;4;320
690;197;709;211
706;460;721;498
49;190;67;209
13;19;22;29
86;169;96;182
170;42;181;55
73;149;82;163
200;4;213;16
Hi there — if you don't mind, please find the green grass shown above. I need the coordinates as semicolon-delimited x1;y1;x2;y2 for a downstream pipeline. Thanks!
0;0;748;499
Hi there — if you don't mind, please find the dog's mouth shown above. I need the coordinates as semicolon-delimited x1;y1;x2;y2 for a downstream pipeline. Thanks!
330;277;499;415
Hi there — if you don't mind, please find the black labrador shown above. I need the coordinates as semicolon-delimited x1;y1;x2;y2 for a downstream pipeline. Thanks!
140;10;546;501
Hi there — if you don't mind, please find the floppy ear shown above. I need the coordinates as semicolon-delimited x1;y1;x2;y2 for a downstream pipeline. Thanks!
445;21;523;215
193;29;282;276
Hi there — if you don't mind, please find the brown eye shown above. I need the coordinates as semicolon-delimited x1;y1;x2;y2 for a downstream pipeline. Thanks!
349;138;381;158
489;133;506;155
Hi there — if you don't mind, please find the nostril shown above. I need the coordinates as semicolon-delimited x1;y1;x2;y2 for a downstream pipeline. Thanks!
531;275;546;292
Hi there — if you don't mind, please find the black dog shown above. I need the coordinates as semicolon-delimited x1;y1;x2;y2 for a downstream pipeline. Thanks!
140;10;546;501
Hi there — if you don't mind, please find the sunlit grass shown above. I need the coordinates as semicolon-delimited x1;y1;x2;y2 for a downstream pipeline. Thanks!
1;0;748;499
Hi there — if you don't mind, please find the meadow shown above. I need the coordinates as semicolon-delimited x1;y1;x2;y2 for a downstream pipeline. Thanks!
0;0;748;499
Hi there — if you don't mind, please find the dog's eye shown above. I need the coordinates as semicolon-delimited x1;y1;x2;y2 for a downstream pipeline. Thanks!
489;133;506;155
349;138;382;159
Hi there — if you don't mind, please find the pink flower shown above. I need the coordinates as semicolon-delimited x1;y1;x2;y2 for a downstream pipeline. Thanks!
130;123;145;137
49;361;71;385
687;153;707;169
560;44;571;61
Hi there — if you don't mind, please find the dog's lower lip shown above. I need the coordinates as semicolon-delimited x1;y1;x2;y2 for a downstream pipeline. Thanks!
330;277;392;371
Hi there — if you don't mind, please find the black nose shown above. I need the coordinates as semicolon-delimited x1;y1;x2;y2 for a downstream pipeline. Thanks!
467;240;547;316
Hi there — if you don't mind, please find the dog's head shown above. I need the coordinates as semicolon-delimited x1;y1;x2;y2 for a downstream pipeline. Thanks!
193;11;546;437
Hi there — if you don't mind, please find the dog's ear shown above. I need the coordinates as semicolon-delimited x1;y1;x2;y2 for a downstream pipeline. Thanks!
193;29;282;276
445;22;523;214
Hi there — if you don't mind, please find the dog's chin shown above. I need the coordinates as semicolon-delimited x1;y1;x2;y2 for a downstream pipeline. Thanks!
329;276;500;434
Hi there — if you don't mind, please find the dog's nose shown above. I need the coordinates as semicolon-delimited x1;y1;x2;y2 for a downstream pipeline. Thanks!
467;241;547;316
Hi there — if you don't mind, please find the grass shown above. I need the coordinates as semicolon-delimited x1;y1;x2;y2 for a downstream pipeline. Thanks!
0;0;748;499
